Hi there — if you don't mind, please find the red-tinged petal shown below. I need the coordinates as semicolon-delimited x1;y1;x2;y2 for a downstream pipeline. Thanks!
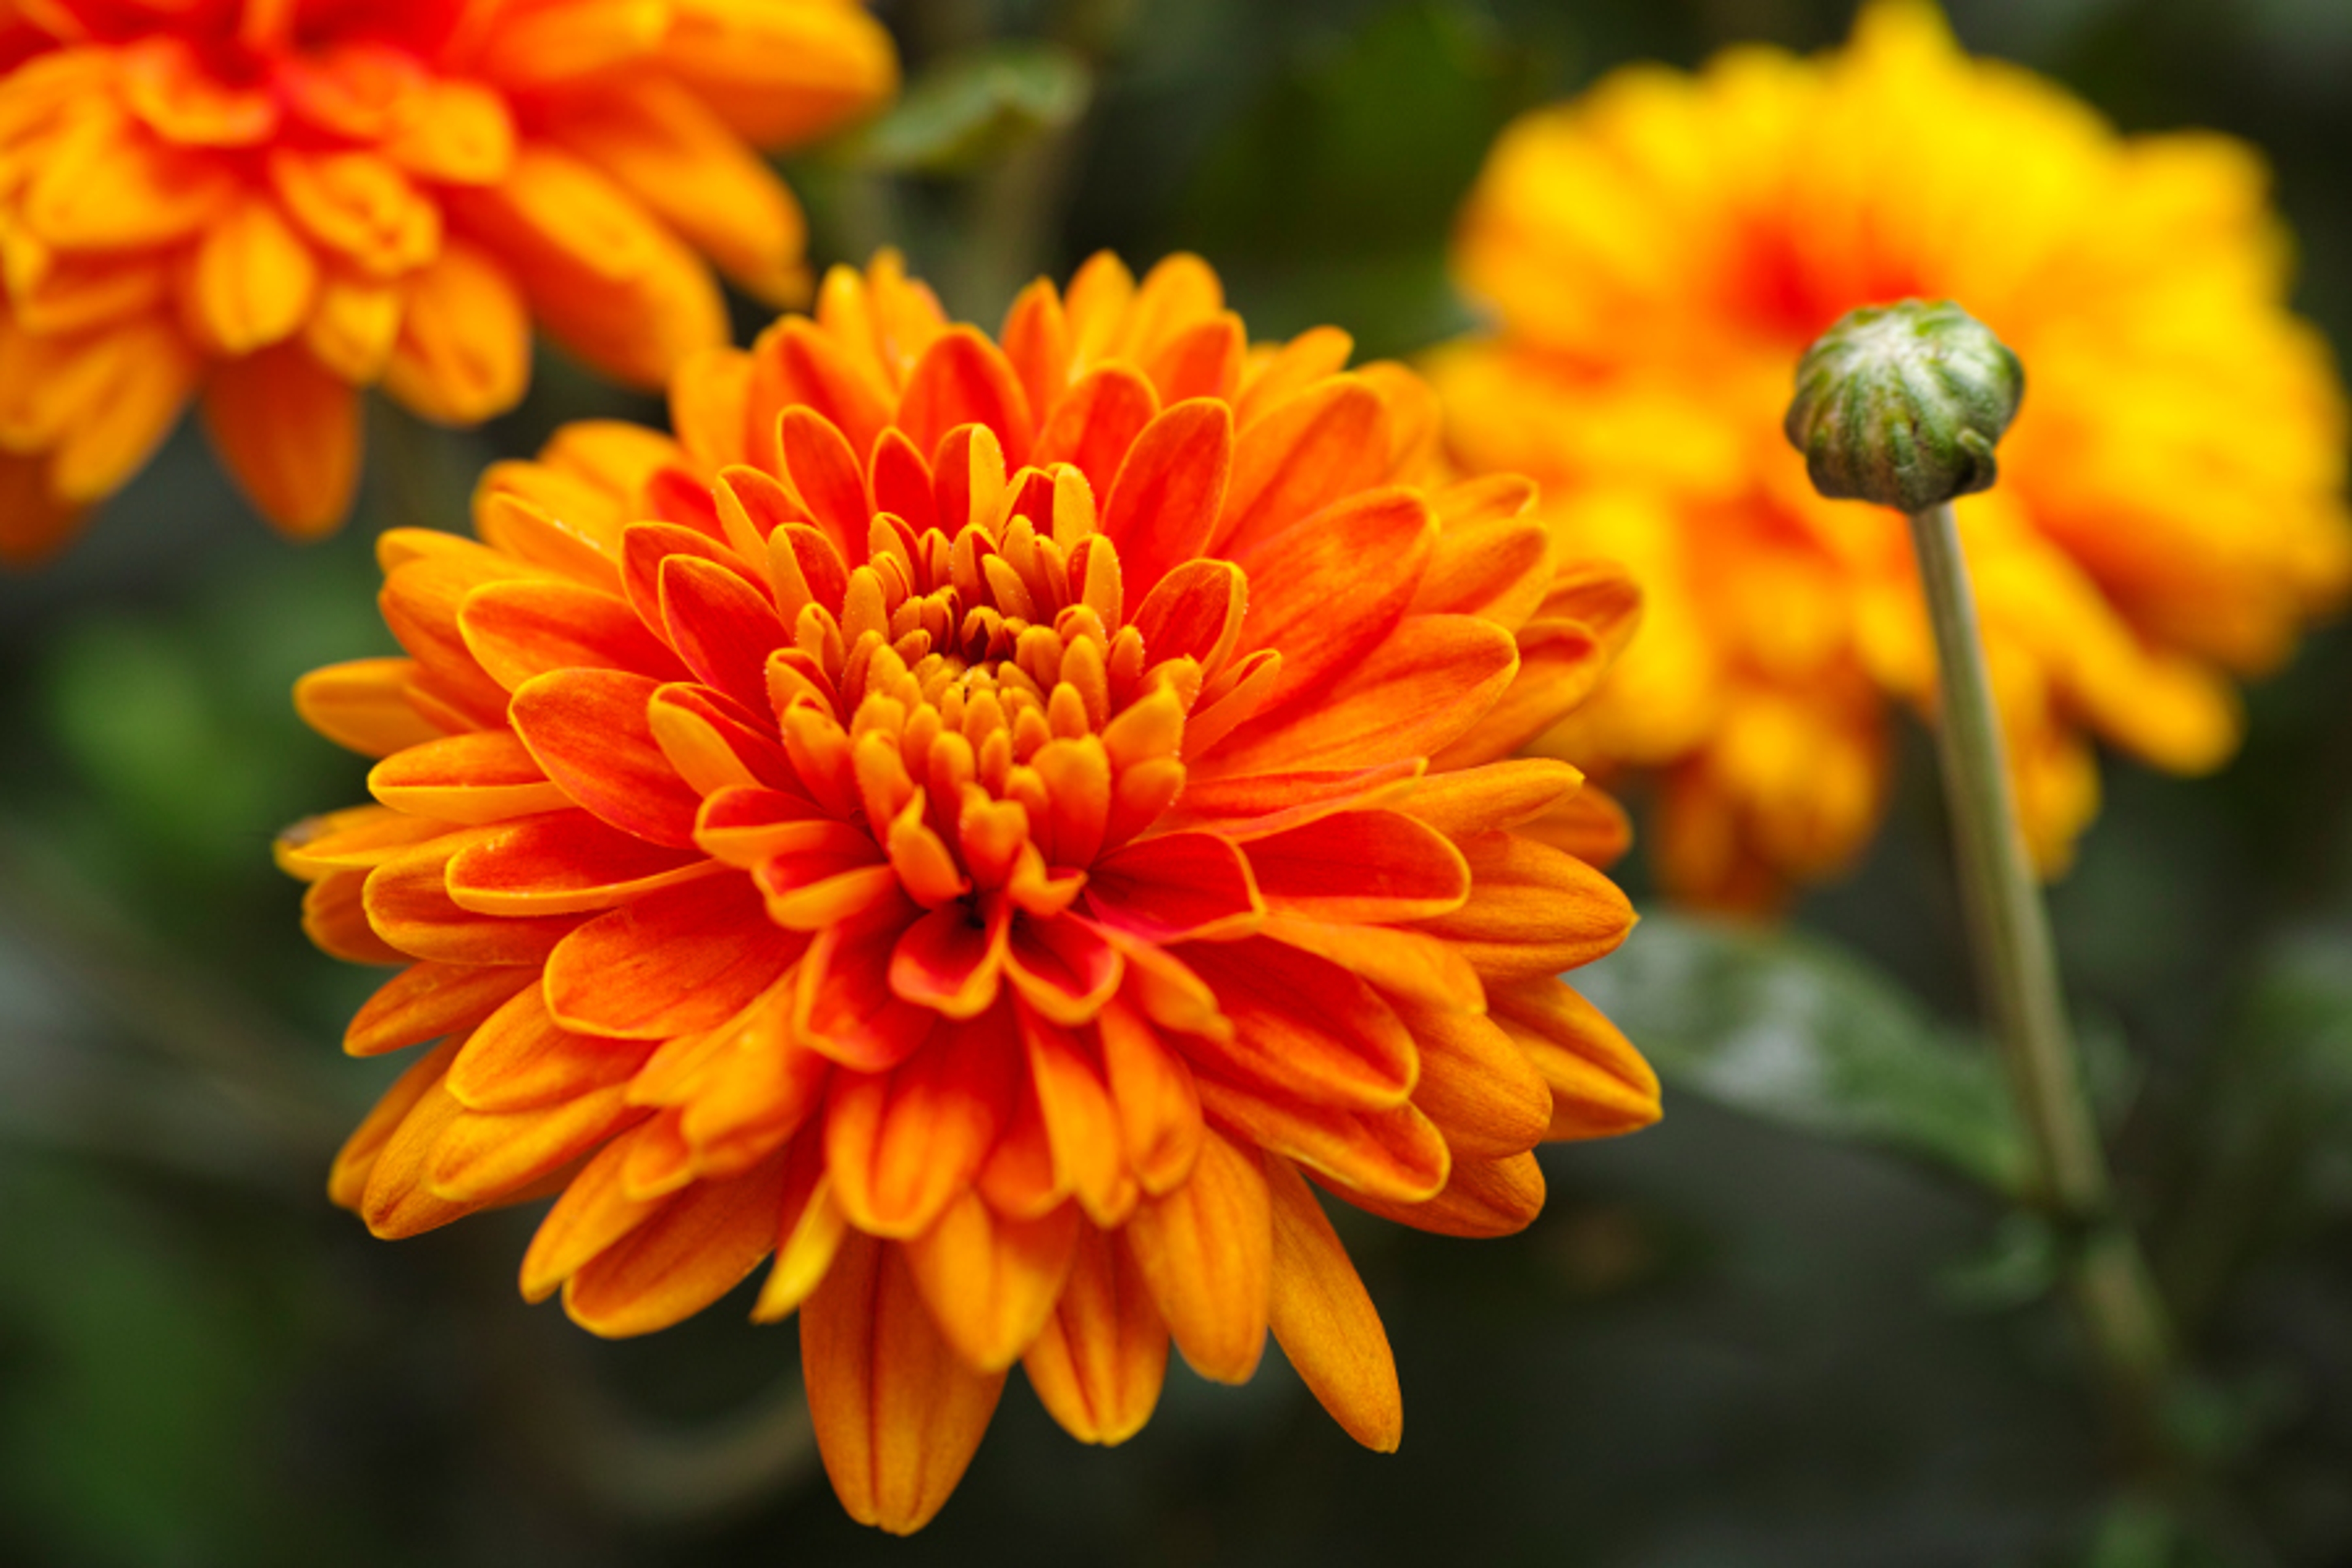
459;576;684;691
447;810;717;916
756;859;902;930
1127;558;1245;674
1166;761;1423;837
710;461;797;556
1324;1150;1545;1238
796;918;938;1074
1096;996;1205;1196
519;1127;674;1301
660;553;788;714
750;317;892;470
1004;914;1123;1027
1121;1129;1270;1385
1246;809;1469;924
1100;399;1232;593
1144;312;1244;406
774;407;869;551
425;1082;641;1204
1487;976;1660;1140
1417;831;1636;979
276;804;451;880
1204;615;1518;777
651;684;796;795
889;901;1009;1020
1400;758;1584;839
294;657;448;758
693;784;846;868
619;519;766;636
304;869;413;965
509;668;704;847
203;340;358;538
446;984;654;1114
1178;940;1417;1110
1099;929;1227;1041
975;1067;1065;1221
1213;377;1389;559
368;731;570;825
364;832;586;964
1257;913;1483;1014
543;875;805;1039
1400;1003;1551;1161
1033;364;1158;488
1022;1010;1135;1227
1264;1155;1401;1453
330;1038;458;1214
1409;511;1552;627
1235;488;1436;705
999;277;1069;441
902;1191;1081;1373
1081;830;1261;943
825;1014;1016;1239
864;427;937;537
1194;1077;1450;1205
1022;1224;1168;1446
344;962;536;1058
565;1148;791;1336
897;325;1035;469
1434;617;1608;770
804;1232;1007;1536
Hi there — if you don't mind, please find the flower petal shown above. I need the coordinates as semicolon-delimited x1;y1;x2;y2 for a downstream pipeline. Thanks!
1325;1150;1545;1239
368;730;570;824
203;342;360;538
445;983;655;1114
1487;976;1660;1139
824;1015;1016;1239
543;875;805;1039
459;576;685;690
1193;1076;1449;1204
1264;1154;1400;1452
1021;1224;1167;1446
445;810;718;915
510;667;704;846
1100;399;1232;594
1246;809;1470;923
1120;1129;1270;1385
1178;939;1417;1110
902;1191;1081;1373
1084;831;1262;943
344;961;536;1058
1416;831;1636;978
565;1148;793;1336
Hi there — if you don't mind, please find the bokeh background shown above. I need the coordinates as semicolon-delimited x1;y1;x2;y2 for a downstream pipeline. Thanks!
5;1;2352;1563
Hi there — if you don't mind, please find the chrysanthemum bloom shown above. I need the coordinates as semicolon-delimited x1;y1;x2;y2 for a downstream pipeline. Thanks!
279;251;1658;1532
1433;0;2352;909
0;0;896;560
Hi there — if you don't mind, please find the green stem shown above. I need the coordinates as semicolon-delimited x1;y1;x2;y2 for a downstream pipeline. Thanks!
1906;501;2177;1438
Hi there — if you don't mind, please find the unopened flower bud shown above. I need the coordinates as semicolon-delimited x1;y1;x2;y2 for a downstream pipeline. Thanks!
1784;300;2024;513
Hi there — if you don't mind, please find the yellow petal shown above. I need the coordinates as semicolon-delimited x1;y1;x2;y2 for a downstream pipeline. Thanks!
187;191;317;354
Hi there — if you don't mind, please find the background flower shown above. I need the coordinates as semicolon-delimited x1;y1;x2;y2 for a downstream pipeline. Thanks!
1433;0;2352;909
0;0;897;557
280;251;1656;1532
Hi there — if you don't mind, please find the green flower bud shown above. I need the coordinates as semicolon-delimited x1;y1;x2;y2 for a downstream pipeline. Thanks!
1784;300;2024;514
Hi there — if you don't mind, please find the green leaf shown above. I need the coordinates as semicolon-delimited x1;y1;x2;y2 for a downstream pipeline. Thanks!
837;43;1092;175
1575;913;2029;1193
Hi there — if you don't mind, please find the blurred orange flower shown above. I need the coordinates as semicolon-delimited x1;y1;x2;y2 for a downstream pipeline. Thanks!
0;0;896;557
279;251;1657;1532
1434;0;2352;908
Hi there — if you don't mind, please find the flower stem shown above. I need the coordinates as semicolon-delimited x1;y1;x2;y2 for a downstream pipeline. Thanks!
1905;500;2178;1442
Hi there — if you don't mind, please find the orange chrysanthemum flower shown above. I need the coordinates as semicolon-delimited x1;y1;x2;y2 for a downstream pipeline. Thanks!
0;0;895;558
279;251;1659;1532
1433;0;2352;908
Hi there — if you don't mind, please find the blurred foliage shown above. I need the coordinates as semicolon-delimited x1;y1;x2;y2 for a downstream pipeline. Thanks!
5;0;2352;1564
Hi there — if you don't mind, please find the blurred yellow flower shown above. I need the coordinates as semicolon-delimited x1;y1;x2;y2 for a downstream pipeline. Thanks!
0;0;897;558
1433;0;2352;909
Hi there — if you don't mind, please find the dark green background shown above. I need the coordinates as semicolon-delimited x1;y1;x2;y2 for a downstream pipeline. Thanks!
4;1;2350;1562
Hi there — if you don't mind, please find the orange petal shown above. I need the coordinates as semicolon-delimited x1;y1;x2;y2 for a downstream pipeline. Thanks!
459;576;684;690
343;960;536;1058
902;1191;1081;1373
1487;976;1660;1139
356;1057;488;1238
1401;758;1583;839
543;874;805;1039
1246;809;1469;923
1095;995;1205;1197
329;1038;459;1212
1022;1009;1136;1226
303;869;407;965
1410;510;1551;627
825;1016;1016;1239
1121;1129;1270;1384
363;831;586;963
203;341;359;537
752;1140;849;1322
519;1125;673;1302
445;810;716;916
377;545;533;726
660;552;789;714
385;240;530;424
1084;831;1261;943
1256;913;1483;1014
655;685;797;796
276;803;451;880
1126;558;1246;677
1235;486;1435;704
1325;1149;1545;1238
1033;363;1158;489
269;146;438;277
445;983;655;1114
1100;399;1232;592
804;1232;1006;1535
186;190;316;355
888;900;1009;1020
1179;940;1417;1110
1214;376;1389;559
1144;312;1243;405
368;729;570;824
1193;1076;1449;1204
425;1083;641;1204
796;916;939;1073
1401;1003;1551;1161
1022;1224;1167;1445
1417;831;1635;979
294;657;448;758
1264;1155;1400;1452
509;667;704;846
565;1148;792;1336
1003;913;1124;1027
896;326;1036;469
